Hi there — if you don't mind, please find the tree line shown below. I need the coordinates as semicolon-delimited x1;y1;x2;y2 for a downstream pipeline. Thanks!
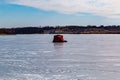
0;25;120;34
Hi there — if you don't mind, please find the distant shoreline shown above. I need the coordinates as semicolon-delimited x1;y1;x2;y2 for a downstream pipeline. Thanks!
0;25;120;34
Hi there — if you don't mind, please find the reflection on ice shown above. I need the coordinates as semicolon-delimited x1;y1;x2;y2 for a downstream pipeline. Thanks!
54;43;64;49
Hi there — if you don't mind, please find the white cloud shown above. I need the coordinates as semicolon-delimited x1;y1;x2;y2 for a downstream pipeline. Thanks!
7;0;120;18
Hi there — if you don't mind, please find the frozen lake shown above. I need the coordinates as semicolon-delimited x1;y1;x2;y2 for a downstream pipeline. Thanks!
0;34;120;80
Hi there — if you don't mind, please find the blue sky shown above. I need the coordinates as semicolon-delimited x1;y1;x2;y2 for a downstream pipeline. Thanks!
0;0;120;27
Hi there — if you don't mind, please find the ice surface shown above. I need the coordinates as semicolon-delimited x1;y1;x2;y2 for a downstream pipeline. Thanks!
0;34;120;80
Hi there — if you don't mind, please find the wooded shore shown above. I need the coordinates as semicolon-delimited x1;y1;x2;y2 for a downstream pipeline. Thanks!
0;25;120;34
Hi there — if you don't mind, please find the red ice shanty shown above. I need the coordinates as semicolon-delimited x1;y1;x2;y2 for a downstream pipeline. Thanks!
53;35;67;42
